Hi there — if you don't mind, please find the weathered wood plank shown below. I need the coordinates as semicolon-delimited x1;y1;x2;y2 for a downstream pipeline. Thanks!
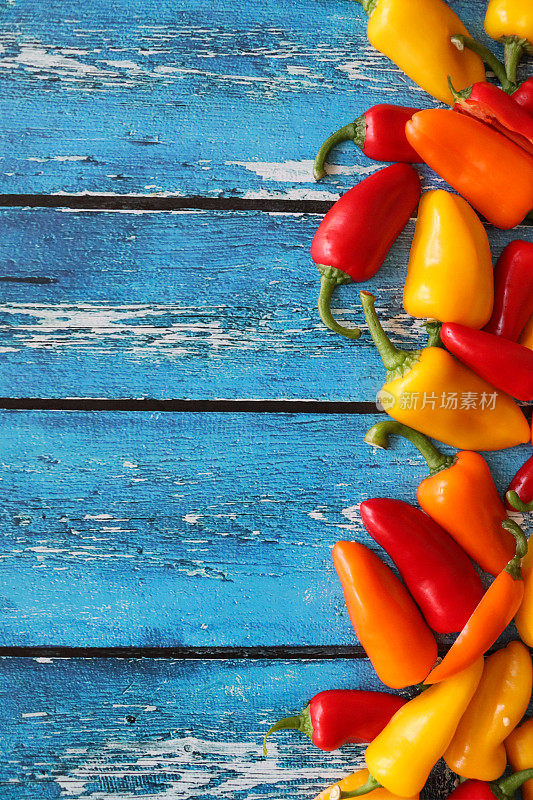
1;209;532;400
0;656;463;799
0;0;503;196
0;410;529;647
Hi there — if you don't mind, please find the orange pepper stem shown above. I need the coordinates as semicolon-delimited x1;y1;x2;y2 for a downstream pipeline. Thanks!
318;268;361;340
313;118;365;181
450;34;513;91
332;774;382;799
506;489;533;513
360;290;416;373
497;768;533;798
364;420;455;475
502;519;528;578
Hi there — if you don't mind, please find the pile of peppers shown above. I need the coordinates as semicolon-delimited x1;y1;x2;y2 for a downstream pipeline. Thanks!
263;1;533;798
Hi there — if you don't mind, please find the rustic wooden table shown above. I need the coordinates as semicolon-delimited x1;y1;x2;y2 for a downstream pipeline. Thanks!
0;0;531;797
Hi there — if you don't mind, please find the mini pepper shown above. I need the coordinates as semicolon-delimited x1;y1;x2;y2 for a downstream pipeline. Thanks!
313;105;422;181
446;771;533;800
403;190;493;327
485;0;533;85
506;454;533;512
311;164;420;339
444;641;533;780
332;541;437;689
262;689;405;754
318;769;418;800
352;0;485;104
364;420;516;576
360;291;530;451
485;240;533;341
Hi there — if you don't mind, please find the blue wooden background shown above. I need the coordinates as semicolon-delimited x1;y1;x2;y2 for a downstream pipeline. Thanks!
0;0;532;797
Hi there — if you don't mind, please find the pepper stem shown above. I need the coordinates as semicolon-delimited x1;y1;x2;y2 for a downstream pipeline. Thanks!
313;118;365;181
425;320;443;348
364;420;455;475
450;34;514;92
332;775;382;799
359;291;407;371
506;490;533;513
351;0;377;16
317;269;361;340
504;37;528;87
262;709;310;756
502;518;528;579
497;768;533;799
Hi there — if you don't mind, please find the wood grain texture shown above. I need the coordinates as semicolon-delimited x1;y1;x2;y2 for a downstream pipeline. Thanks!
0;409;529;647
2;209;532;400
0;656;463;799
0;0;501;197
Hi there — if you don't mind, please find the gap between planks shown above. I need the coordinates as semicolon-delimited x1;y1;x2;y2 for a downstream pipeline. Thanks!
0;398;378;413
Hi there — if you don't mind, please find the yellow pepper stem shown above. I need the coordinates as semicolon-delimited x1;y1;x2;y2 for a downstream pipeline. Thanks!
451;34;513;91
331;774;382;799
503;37;529;85
359;291;419;377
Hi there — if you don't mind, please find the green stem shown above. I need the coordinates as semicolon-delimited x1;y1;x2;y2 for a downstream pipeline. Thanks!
351;0;376;16
364;420;455;475
502;518;528;579
262;706;312;756
497;768;533;799
359;291;407;371
313;118;365;182
425;321;443;348
506;490;533;513
317;268;361;340
332;775;382;799
504;37;527;87
450;34;514;92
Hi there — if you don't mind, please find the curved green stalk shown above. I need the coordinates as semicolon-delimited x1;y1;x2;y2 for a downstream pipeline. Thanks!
506;490;533;513
359;291;420;378
262;705;312;755
502;518;528;579
330;775;382;799
318;268;361;340
497;768;533;799
450;34;514;92
313;117;365;181
364;420;455;475
503;37;528;86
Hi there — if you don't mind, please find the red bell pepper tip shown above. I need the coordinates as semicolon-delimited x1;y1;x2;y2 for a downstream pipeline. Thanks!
506;490;533;513
262;705;312;756
450;35;514;92
364;419;454;475
313;118;366;182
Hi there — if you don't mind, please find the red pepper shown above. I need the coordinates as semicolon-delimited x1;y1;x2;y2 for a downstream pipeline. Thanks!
360;499;484;633
485;241;533;340
311;163;420;339
513;78;533;117
262;689;406;754
506;454;533;511
440;323;533;402
447;771;533;800
452;80;533;157
313;104;422;181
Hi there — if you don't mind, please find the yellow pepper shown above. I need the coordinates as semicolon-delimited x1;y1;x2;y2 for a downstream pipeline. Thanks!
514;540;533;645
485;0;533;84
315;769;418;800
519;315;533;349
444;641;533;780
360;292;530;451
506;717;533;800
403;191;493;328
335;659;484;799
355;0;485;105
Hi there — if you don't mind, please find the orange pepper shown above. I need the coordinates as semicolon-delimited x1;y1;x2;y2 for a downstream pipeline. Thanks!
315;768;418;800
425;520;527;684
364;421;516;576
405;109;533;229
333;541;437;689
513;536;533;646
506;717;533;800
520;314;533;349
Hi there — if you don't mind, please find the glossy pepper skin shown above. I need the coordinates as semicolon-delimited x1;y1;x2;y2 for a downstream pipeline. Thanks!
354;0;485;105
441;323;533;402
506;455;533;511
316;768;418;800
485;241;533;341
360;291;530;451
452;81;533;156
513;78;533;115
311;164;421;340
332;541;437;689
520;315;533;348
360;498;484;633
485;1;533;46
445;642;533;780
262;689;406;754
364;421;515;576
503;508;533;645
425;520;528;684
352;660;485;799
313;105;422;181
403;190;493;327
405;109;533;229
447;771;533;800
506;719;533;800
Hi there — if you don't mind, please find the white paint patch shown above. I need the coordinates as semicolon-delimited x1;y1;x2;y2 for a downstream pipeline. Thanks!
22;711;48;718
34;657;53;664
28;155;94;163
183;513;203;525
227;158;380;183
308;509;326;521
341;504;361;523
